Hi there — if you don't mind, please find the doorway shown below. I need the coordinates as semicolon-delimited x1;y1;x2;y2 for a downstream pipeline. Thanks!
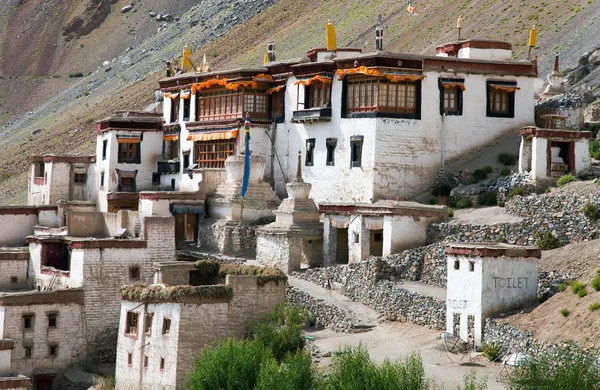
175;213;197;249
370;229;383;257
34;375;54;390
335;228;349;264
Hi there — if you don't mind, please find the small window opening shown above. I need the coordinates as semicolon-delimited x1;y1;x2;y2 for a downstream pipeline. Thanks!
49;344;58;357
469;261;475;272
350;136;364;168
34;162;45;178
126;312;139;335
374;233;383;242
128;352;133;367
48;314;57;328
129;266;140;281
144;355;148;368
11;276;17;284
24;345;33;358
144;313;153;335
74;173;87;184
183;97;191;121
102;140;108;160
354;233;360;244
160;357;165;371
100;171;105;190
305;138;315;166
454;260;460;270
162;318;171;335
23;315;34;331
152;173;160;185
326;138;337;166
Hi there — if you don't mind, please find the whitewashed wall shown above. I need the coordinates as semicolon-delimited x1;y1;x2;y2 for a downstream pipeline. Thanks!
0;214;37;246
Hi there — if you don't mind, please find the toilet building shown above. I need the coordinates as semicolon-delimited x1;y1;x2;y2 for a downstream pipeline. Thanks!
445;242;540;346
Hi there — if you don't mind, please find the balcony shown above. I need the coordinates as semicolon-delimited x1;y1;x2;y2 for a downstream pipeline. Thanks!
292;107;332;123
157;160;180;174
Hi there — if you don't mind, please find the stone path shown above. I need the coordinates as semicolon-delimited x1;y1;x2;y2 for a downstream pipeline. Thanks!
288;276;380;328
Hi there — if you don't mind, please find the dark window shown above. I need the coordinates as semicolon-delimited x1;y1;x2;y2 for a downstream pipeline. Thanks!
24;345;33;358
326;138;337;166
305;138;315;166
152;173;160;185
195;139;236;169
354;233;359;244
197;88;268;121
170;98;179;123
128;353;133;367
48;314;57;328
74;173;87;184
34;162;45;178
160;357;165;371
307;81;331;109
49;344;58;357
163;139;179;160
11;276;17;284
116;170;137;192
345;76;419;116
469;261;475;272
183;96;191;121
271;90;285;121
183;153;190;169
23;315;34;331
100;172;105;189
144;356;148;368
102;140;108;160
162;318;171;335
454;260;460;270
350;136;364;168
374;233;383;242
126;312;138;335
144;313;153;335
486;81;517;118
129;266;140;281
118;142;141;164
439;79;464;116
42;243;70;271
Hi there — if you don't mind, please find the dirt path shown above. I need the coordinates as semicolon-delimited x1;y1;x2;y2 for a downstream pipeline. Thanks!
308;321;507;389
400;281;447;301
450;206;523;225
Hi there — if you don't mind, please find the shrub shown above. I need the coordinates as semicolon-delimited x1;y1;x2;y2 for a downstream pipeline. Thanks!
481;342;502;362
472;168;488;182
323;345;428;390
457;198;473;209
431;184;453;197
248;305;308;362
589;139;600;154
255;351;319;390
571;280;586;294
507;187;526;200
509;345;600;390
458;370;488;390
497;200;505;207
479;192;498;206
597;268;600;275
535;231;564;250
593;151;600;160
483;165;493;174
69;71;84;78
593;276;600;292
578;288;588;298
558;283;568;292
446;197;458;208
187;338;269;390
447;207;454;218
428;197;437;205
557;174;576;187
544;187;552;194
500;167;511;176
498;152;517;166
589;302;600;312
560;308;570;317
582;202;598;220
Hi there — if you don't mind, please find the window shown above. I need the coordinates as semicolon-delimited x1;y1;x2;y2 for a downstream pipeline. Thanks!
162;318;171;335
164;139;179;160
24;345;33;359
74;173;87;184
345;76;420;116
454;260;460;270
118;142;141;164
144;313;153;335
305;138;315;166
350;136;363;168
100;172;105;190
42;243;70;271
160;357;165;371
197;88;268;121
23;314;34;331
144;355;148;369
49;344;58;357
11;276;17;284
439;79;464;116
183;153;190;169
129;266;140;281
102;140;108;160
116;170;137;192
195;139;236;168
374;233;383;242
271;91;285;121
128;352;133;367
170;98;179;123
126;312;139;335
48;314;57;328
183;96;191;121
469;261;475;272
326;138;337;166
354;233;359;244
486;81;517;118
34;162;45;178
307;81;330;109
152;172;160;185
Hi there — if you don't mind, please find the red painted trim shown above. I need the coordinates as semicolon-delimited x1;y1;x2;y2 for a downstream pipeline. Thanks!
0;289;84;306
138;192;205;201
69;240;147;249
319;203;447;218
436;39;512;55
521;127;592;139
0;206;38;215
568;142;576;174
0;251;29;260
546;139;552;177
158;68;269;90
0;339;15;350
0;378;30;388
445;245;541;259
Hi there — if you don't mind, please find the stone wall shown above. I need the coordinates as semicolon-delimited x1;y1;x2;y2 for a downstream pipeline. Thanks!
197;219;257;256
285;286;355;333
291;260;445;330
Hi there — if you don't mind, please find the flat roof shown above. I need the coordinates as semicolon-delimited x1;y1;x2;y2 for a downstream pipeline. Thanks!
445;242;541;258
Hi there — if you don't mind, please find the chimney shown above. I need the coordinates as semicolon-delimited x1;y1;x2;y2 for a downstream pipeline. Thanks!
376;15;384;51
267;42;276;62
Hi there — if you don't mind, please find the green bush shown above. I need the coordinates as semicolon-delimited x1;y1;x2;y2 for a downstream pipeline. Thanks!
459;370;488;390
428;197;437;205
498;152;517;166
255;351;319;390
507;187;526;200
472;169;488;182
479;192;498;206
447;207;454;218
557;174;576;187
535;231;564;250
456;198;473;209
578;288;588;298
497;200;505;207
592;151;600;160
446;197;458;208
589;139;600;154
187;338;269;390
508;345;600;390
481;342;502;362
571;280;586;294
323;345;428;390
558;283;568;292
544;187;552;194
589;302;600;312
500;167;511;176
582;202;598;220
69;71;84;78
483;165;493;174
248;305;308;362
560;308;570;317
592;276;600;291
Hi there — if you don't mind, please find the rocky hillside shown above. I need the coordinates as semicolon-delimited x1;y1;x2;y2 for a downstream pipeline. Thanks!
1;0;600;203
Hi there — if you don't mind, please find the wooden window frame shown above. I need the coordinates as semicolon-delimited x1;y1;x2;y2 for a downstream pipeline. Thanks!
23;314;35;331
49;344;58;358
195;139;236;169
439;79;464;116
118;143;141;164
74;173;87;184
170;98;179;123
47;313;57;328
196;88;268;121
144;313;153;336
270;90;285;122
306;81;331;109
486;81;516;118
162;317;171;335
24;345;33;359
125;311;139;337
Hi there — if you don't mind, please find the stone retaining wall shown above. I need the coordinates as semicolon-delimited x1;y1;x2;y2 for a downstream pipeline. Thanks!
285;286;355;333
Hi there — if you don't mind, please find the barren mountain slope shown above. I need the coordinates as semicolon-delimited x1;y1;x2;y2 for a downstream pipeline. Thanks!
1;0;600;204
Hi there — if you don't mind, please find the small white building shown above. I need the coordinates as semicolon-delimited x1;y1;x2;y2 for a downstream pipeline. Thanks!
114;263;285;390
445;242;540;346
519;115;591;183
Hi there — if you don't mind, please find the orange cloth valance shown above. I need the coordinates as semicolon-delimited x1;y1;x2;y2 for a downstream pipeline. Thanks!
440;81;466;91
117;137;141;144
191;78;260;94
489;84;520;92
163;134;179;141
253;73;274;82
266;85;285;94
180;91;191;99
164;92;179;99
225;80;258;90
187;129;238;142
336;66;424;82
293;75;332;86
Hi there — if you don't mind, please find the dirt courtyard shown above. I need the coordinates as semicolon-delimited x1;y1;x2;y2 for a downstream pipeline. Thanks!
308;321;508;389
